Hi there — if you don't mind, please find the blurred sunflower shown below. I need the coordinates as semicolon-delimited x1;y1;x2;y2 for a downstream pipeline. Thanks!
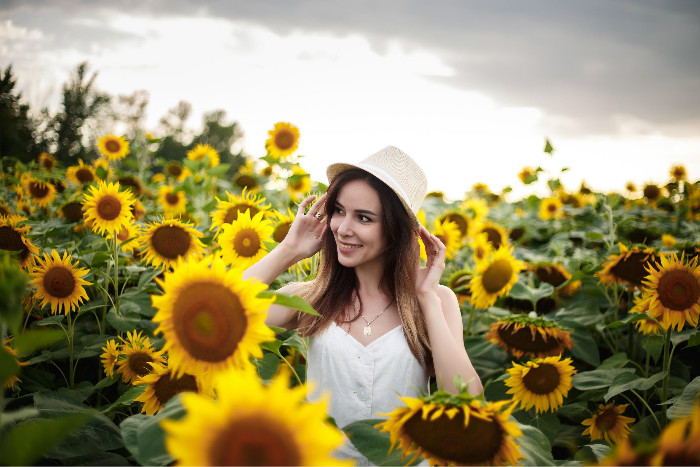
596;243;658;290
438;210;472;240
116;330;166;384
151;173;166;184
151;255;274;385
210;189;271;238
82;181;135;236
431;218;462;260
134;362;206;415
131;199;146;221
470;232;493;264
162;367;346;466
158;185;187;217
271;208;295;243
532;263;581;296
107;221;143;254
461;197;489;221
518;166;537;184
642;252;700;331
37;152;57;171
669;164;687;182
66;159;96;185
287;164;311;201
505;354;576;414
165;161;191;182
0;203;11;218
627;294;662;335
265;121;300;160
473;221;509;249
59;201;84;223
187;143;220;167
376;394;523;466
117;175;144;197
140;218;205;270
3;343;28;389
582;402;635;445
624;182;637;195
218;210;274;270
470;245;524;309
642;183;663;202
100;338;120;378
233;159;260;191
0;214;39;269
24;178;56;209
538;197;563;221
597;439;653;466
661;234;676;248
98;134;130;161
30;250;92;315
446;269;471;305
92;157;111;179
486;314;574;359
649;402;700;466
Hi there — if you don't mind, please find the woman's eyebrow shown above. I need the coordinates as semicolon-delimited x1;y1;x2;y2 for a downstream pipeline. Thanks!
335;201;378;217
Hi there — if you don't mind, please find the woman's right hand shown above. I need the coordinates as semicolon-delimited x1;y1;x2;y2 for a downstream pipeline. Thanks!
280;193;329;261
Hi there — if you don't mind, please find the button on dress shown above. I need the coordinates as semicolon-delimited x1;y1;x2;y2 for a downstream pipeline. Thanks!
307;322;430;465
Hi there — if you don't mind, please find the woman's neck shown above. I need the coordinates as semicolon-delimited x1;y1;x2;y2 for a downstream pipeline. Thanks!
354;262;387;299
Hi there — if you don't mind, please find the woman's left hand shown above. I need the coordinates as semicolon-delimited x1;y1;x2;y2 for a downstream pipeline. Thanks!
415;225;446;297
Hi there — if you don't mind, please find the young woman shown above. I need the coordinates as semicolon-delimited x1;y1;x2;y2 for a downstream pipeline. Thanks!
243;146;482;464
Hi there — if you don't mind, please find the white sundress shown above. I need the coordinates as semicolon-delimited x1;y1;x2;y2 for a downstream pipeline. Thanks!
306;322;430;466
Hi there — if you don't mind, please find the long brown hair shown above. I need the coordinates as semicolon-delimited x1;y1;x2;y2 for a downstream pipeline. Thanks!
296;169;432;370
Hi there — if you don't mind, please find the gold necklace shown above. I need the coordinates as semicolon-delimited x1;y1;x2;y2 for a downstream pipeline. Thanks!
356;298;394;336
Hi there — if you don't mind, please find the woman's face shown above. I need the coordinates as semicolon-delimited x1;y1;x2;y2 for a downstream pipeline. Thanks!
329;178;387;269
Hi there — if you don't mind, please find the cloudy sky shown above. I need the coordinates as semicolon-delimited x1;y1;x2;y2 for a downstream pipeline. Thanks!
1;0;698;199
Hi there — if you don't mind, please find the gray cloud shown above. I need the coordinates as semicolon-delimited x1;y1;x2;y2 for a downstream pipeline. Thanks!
3;0;698;137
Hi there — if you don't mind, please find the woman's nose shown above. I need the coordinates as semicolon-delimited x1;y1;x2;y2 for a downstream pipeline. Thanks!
337;216;353;236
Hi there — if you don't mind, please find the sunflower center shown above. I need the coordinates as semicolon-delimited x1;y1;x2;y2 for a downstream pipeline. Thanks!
153;371;198;406
165;192;180;205
234;229;261;257
0;226;30;263
482;259;513;293
172;282;248;362
210;415;301;466
96;194;122;221
498;324;563;354
29;181;49;199
443;214;468;237
235;175;257;190
610;252;657;287
475;245;486;260
595;408;619;432
43;266;76;299
128;351;154;377
167;164;183;177
403;407;504;464
521;363;561;395
273;223;291;243
536;266;567;287
76;168;95;183
482;227;503;249
547;202;557;213
61;202;84;222
42;158;54;169
274;129;296;151
117;227;130;242
105;139;121;153
643;185;660;200
224;206;257;224
151;225;192;259
656;269;700;311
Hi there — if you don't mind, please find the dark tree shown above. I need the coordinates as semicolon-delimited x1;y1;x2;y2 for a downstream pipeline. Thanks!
0;65;40;163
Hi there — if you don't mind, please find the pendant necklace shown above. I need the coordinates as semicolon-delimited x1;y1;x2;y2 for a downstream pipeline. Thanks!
357;298;394;336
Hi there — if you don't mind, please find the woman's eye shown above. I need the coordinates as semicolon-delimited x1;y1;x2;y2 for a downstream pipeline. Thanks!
359;215;371;222
334;206;344;214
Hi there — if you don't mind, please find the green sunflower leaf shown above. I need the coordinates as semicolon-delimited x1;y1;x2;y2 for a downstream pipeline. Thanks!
343;419;424;466
604;371;667;402
258;291;320;316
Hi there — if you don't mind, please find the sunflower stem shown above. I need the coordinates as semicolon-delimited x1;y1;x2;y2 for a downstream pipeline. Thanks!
66;312;75;389
630;389;661;431
280;353;303;386
465;306;476;336
661;328;671;424
113;232;120;316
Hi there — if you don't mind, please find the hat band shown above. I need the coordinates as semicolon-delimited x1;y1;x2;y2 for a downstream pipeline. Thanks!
357;163;412;210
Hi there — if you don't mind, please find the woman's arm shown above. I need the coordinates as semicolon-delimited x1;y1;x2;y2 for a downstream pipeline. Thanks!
416;226;483;395
242;193;328;329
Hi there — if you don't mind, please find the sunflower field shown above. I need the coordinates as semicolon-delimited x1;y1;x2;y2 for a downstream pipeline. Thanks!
1;114;699;466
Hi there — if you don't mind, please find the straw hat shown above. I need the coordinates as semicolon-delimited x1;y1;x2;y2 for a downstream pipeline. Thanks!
326;146;427;226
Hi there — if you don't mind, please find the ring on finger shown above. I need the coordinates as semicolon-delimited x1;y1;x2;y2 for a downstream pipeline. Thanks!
315;212;322;219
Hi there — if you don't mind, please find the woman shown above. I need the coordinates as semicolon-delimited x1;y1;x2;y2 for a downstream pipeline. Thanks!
243;146;482;464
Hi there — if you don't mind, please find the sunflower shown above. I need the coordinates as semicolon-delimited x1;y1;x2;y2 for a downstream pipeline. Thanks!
669;164;688;182
461;197;489;221
473;221;509;250
100;338;120;378
598;439;653;466
625;182;637;195
438;211;472;240
66;159;96;185
446;269;471;305
642;252;700;331
431;219;462;260
286;164;311;201
505;354;576;414
218;211;274;269
0;215;39;269
151;173;166;184
265;122;300;160
234;159;260;191
118;176;144;197
187;143;220;167
470;232;493;264
627;293;663;335
582;402;635;445
376;394;523;466
0;204;11;218
24;178;57;209
59;201;84;223
486;314;574;359
469;245;524;309
532;263;581;296
3;343;28;389
271;208;295;243
650;402;700;466
596;243;659;290
140;218;205;270
92;157;112;179
29;250;92;315
98;134;130;161
162;366;346;466
209;189;271;237
165;161;191;181
158;185;187;216
642;183;663;202
82;181;135;236
116;330;166;384
151;255;275;385
38;152;57;171
538;197;564;221
134;362;208;415
132;199;146;221
107;221;143;254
